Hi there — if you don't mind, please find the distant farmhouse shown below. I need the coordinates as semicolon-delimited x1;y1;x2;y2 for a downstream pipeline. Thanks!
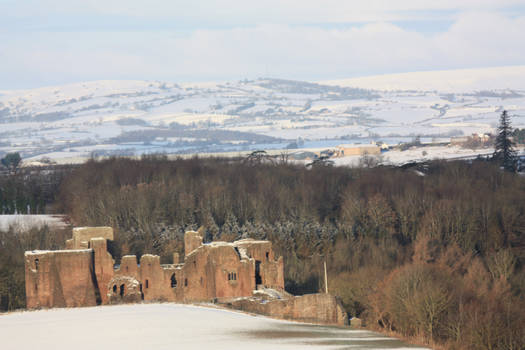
451;133;493;146
334;144;382;157
25;227;347;326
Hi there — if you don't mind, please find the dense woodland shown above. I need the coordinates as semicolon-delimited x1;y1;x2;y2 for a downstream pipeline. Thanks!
1;155;524;349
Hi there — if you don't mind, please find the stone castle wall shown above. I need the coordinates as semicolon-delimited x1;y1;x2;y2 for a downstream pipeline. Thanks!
24;226;347;327
184;230;203;257
25;227;285;307
66;226;114;249
226;293;348;326
25;249;97;308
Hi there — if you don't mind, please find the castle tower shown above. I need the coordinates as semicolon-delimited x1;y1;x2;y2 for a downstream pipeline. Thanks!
184;230;203;257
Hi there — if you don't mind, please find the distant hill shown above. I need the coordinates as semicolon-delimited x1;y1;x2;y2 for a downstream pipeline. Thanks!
321;65;525;92
0;67;523;162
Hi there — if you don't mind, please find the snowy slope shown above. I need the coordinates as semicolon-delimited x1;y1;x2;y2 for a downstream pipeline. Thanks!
0;67;523;162
0;304;427;350
321;66;525;92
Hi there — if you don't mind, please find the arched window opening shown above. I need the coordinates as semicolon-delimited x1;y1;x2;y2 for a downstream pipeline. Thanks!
170;274;177;288
113;285;117;293
119;284;125;297
184;278;188;287
34;259;39;271
145;279;149;289
265;252;269;261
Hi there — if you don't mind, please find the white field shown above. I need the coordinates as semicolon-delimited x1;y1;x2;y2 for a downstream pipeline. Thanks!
0;215;68;232
0;304;428;350
331;145;498;167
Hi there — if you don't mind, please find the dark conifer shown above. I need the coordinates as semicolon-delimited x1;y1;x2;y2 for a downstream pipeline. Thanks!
493;110;517;171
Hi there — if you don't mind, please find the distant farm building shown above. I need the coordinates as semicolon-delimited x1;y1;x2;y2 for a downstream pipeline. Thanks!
451;133;492;146
450;136;469;145
335;144;381;157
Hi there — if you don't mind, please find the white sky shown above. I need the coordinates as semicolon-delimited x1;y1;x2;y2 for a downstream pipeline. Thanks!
0;0;524;88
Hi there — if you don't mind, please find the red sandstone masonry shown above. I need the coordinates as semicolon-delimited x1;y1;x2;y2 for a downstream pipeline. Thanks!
24;226;347;327
66;226;114;249
26;227;285;307
226;293;349;326
25;249;97;308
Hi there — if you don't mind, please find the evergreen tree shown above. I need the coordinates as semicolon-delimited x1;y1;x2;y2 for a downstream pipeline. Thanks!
493;110;517;171
1;152;21;170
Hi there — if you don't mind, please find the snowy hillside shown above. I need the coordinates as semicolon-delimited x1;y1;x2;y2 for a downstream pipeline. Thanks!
0;67;524;162
322;66;525;92
0;304;427;350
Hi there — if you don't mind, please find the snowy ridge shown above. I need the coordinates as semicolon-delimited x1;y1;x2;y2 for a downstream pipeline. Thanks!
0;68;523;163
321;66;525;92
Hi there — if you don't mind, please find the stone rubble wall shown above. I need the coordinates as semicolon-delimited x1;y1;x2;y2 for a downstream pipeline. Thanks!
226;293;349;326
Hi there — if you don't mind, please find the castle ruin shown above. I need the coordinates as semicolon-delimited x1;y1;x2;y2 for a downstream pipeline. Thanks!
25;227;347;326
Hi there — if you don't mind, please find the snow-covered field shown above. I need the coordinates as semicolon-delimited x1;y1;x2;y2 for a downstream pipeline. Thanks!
0;304;427;350
331;145;499;167
0;215;68;232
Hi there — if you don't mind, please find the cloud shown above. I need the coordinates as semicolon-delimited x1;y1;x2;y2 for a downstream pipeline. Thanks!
3;0;524;25
1;6;525;88
434;12;525;66
145;12;525;79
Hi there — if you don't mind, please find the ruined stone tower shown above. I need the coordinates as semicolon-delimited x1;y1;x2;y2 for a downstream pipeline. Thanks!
25;226;284;308
24;226;347;326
